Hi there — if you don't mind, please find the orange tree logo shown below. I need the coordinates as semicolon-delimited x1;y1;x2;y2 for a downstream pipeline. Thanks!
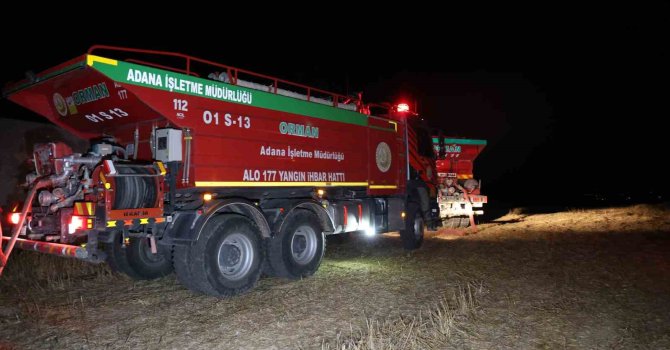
53;93;68;117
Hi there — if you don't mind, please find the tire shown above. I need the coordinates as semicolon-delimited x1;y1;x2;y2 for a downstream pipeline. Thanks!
444;217;460;229
267;210;325;279
102;231;143;280
400;203;424;250
126;237;173;279
426;219;439;232
459;216;471;228
177;215;263;297
173;244;205;294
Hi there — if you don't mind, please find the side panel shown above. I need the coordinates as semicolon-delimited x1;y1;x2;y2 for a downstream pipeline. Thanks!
7;56;408;193
91;58;402;190
433;138;487;179
127;85;370;188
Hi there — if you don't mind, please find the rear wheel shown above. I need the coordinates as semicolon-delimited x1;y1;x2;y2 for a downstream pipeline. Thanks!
459;216;471;228
400;203;424;250
267;210;325;279
444;217;460;229
126;237;173;279
102;231;143;280
176;215;263;297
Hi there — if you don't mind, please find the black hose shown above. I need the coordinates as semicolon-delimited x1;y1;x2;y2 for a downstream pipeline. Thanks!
112;166;157;209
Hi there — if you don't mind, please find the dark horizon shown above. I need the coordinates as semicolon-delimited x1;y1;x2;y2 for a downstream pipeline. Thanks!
1;19;668;207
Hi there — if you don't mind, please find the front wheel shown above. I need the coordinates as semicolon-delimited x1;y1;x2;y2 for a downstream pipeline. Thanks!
399;203;424;250
266;210;325;279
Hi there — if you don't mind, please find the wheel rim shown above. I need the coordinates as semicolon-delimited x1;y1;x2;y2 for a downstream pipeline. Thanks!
217;232;254;281
413;216;424;240
290;225;318;265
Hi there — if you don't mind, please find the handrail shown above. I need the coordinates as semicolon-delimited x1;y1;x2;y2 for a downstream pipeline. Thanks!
88;45;359;109
126;59;200;77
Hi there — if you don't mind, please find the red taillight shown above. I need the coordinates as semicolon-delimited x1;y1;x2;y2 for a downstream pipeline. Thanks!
68;216;84;234
9;213;20;225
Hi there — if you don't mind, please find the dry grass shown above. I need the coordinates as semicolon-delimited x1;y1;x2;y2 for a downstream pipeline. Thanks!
507;207;527;216
326;282;485;350
1;251;112;292
1;203;669;349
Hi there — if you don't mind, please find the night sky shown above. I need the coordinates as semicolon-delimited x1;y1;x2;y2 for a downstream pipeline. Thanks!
1;14;668;207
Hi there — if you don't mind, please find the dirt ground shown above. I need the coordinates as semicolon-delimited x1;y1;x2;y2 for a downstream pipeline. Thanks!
1;204;669;349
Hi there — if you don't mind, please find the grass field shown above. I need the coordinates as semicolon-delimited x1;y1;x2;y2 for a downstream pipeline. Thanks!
1;204;669;349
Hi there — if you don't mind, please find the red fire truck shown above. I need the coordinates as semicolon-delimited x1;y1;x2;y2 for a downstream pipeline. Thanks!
1;46;439;296
433;137;487;228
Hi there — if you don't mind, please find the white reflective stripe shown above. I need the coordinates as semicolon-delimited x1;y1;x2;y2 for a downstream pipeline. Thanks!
104;160;117;175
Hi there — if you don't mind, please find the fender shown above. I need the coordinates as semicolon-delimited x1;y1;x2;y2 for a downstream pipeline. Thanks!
166;197;272;245
407;179;431;212
277;199;335;236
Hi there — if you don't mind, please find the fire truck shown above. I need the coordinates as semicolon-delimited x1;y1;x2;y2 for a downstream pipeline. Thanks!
433;137;487;228
1;46;439;296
